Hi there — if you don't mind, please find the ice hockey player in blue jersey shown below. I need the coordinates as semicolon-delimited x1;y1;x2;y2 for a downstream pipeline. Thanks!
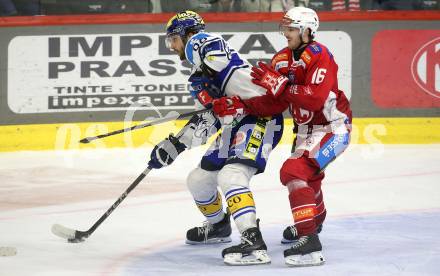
148;10;284;265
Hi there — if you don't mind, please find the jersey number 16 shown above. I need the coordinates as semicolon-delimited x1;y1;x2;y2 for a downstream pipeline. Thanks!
311;68;327;84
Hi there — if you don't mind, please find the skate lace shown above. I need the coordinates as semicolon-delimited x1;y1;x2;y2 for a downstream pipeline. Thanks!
292;235;309;248
288;226;298;238
198;221;213;242
240;231;254;246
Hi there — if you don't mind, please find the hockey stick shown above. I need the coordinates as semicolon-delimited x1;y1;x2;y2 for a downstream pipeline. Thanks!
51;166;152;243
80;109;208;144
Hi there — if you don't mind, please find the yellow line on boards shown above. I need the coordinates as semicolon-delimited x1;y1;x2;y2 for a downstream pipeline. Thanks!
0;118;439;152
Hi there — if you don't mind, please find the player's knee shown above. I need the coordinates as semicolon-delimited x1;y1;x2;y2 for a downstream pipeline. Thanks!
217;163;256;192
280;161;298;185
279;158;314;185
186;167;217;193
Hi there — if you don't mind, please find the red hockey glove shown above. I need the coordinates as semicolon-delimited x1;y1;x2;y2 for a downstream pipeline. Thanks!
188;73;214;108
212;96;247;125
251;61;289;98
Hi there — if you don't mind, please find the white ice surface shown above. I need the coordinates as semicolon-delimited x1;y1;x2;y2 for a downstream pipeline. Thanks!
0;144;440;276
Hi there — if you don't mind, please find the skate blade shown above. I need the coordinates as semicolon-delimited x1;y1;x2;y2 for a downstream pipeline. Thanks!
51;224;76;240
224;250;271;266
285;251;325;267
185;237;232;245
281;238;297;244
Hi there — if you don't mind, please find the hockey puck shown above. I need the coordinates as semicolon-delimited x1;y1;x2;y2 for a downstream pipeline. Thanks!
0;247;17;256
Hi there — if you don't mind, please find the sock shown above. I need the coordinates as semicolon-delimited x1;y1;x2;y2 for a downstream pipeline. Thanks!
289;186;317;235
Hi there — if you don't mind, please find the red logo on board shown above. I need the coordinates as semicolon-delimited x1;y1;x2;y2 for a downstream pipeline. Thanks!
411;37;440;99
371;30;440;108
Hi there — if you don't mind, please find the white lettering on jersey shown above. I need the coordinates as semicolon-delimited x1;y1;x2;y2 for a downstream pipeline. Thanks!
311;68;327;84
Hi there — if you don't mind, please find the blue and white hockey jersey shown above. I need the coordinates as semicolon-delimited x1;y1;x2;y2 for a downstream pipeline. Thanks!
185;32;267;101
174;32;284;173
176;32;283;153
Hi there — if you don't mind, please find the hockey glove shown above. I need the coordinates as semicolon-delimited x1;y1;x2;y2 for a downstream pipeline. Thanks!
212;96;247;125
148;134;186;169
251;61;289;98
188;73;215;108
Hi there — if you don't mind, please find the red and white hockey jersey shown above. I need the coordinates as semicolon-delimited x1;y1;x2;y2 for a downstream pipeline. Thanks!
245;41;352;130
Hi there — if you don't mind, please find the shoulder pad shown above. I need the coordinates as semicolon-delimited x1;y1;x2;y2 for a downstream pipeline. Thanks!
201;40;223;59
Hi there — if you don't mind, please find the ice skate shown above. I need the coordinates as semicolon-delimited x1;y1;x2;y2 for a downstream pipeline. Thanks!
284;233;325;267
222;226;271;265
281;223;323;244
186;212;232;244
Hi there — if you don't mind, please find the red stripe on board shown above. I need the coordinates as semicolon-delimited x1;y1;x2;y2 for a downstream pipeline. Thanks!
0;11;439;27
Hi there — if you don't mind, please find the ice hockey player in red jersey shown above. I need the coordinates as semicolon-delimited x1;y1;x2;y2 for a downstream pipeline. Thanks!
212;7;352;267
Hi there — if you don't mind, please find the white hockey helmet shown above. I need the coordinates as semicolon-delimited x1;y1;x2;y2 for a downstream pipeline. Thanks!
280;7;319;38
